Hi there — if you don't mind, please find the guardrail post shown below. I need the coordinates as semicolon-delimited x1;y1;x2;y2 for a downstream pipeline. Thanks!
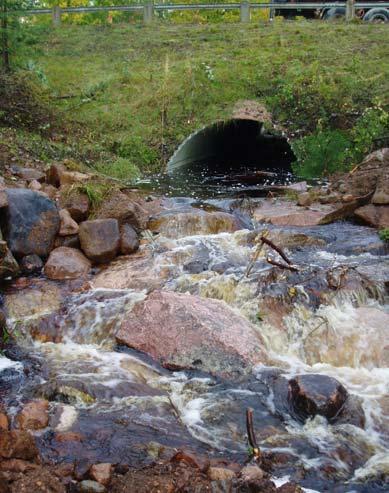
52;6;61;27
269;0;275;21
240;1;250;23
346;0;355;20
143;1;154;25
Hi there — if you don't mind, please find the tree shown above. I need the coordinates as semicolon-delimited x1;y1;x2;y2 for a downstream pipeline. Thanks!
0;0;37;71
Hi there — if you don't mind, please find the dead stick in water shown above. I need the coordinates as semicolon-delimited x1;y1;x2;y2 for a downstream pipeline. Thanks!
246;408;261;460
260;236;292;265
266;257;299;272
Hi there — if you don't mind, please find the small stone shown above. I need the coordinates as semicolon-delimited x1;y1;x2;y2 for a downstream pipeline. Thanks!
20;254;43;275
59;209;79;236
79;219;120;264
120;224;139;255
341;194;355;203
41;184;59;200
79;479;106;493
28;180;42;191
15;400;49;430
319;194;339;204
239;465;264;482
15;168;46;183
44;247;91;280
60;171;91;187
170;449;210;472
207;467;235;481
89;463;113;486
297;192;312;207
61;191;90;223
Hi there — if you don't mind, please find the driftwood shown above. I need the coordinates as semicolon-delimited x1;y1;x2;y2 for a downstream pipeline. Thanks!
246;408;261;461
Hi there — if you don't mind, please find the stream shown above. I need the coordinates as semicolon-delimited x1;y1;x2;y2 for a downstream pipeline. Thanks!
1;171;388;492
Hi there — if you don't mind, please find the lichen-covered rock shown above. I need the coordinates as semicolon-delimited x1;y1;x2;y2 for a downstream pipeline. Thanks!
117;290;268;377
79;219;120;264
44;246;91;280
2;189;60;258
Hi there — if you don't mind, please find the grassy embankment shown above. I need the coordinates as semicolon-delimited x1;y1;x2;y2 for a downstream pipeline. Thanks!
1;20;389;181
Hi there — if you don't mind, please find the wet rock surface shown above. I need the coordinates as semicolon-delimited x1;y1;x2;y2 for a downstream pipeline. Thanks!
2;189;60;258
288;374;348;422
117;290;268;377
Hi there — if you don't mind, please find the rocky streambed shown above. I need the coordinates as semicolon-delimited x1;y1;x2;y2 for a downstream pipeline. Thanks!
0;151;389;492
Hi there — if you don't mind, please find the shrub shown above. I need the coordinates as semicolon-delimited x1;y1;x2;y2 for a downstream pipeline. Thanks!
292;129;351;179
379;228;389;243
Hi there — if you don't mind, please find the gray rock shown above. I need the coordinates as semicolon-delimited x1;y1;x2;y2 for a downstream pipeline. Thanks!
79;480;106;493
120;224;139;255
2;189;60;258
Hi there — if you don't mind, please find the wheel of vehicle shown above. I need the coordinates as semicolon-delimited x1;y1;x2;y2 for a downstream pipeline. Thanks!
323;7;346;20
363;8;389;22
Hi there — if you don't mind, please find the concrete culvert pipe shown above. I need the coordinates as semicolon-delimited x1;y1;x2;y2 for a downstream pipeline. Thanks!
167;118;295;177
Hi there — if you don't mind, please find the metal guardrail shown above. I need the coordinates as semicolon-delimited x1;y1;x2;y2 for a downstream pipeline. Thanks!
18;2;389;25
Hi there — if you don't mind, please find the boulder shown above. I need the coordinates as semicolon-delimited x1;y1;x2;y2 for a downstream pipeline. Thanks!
58;209;79;236
116;290;268;377
79;219;120;264
120;224;139;255
15;399;49;430
239;465;264;482
20;254;43;275
2;189;60;258
60;190;90;223
0;430;39;460
207;467;235;481
288;374;348;421
148;210;242;238
253;201;333;227
94;192;147;231
354;204;389;228
44;246;91;280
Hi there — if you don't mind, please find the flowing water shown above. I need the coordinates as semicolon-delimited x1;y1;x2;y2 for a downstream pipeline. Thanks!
1;172;388;492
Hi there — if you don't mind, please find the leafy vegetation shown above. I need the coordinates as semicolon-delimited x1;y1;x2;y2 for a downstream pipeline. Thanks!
2;19;389;179
379;228;389;243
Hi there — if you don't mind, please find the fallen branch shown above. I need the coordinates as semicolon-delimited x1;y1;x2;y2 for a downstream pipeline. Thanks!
246;408;261;461
260;236;292;265
266;257;299;272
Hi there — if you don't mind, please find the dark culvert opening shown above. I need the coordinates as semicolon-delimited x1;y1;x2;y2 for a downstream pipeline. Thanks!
168;119;295;177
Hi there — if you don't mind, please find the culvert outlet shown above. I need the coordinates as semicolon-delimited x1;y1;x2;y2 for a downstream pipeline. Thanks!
167;119;295;176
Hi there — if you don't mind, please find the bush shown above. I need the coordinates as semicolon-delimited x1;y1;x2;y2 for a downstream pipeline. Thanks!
379;228;389;243
292;129;351;179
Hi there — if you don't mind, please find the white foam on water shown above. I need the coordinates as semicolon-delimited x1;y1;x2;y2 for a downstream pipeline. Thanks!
0;356;22;372
55;405;78;432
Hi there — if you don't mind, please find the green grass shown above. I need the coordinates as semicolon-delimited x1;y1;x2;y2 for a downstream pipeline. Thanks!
9;19;389;178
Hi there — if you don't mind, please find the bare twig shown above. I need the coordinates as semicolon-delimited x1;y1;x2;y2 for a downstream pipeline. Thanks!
246;408;261;460
266;257;299;272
